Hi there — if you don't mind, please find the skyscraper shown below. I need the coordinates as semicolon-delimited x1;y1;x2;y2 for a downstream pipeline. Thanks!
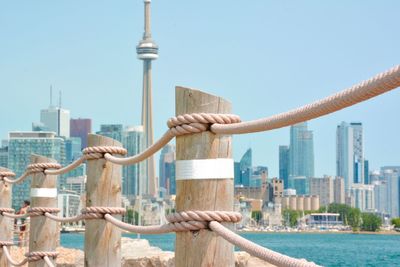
159;144;176;195
279;145;289;189
336;122;365;191
382;168;400;218
40;90;70;138
309;176;334;207
70;118;92;149
122;126;145;200
96;124;123;143
8;131;65;209
239;148;252;186
137;0;158;197
289;122;314;189
0;146;8;168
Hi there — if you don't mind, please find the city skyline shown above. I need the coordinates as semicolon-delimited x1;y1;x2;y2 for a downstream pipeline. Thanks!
1;1;399;178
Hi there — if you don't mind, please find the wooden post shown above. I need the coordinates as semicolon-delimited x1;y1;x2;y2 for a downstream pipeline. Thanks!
29;155;59;267
175;87;235;267
0;167;13;267
84;134;123;267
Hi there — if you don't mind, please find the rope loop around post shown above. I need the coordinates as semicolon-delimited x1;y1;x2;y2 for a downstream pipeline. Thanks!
167;113;241;136
166;210;242;224
82;207;126;219
27;163;62;174
0;171;16;180
0;208;15;215
83;146;128;160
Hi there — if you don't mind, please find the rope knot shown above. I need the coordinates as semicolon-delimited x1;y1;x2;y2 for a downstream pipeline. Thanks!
25;251;58;262
0;208;15;216
82;207;126;219
0;241;13;247
165;210;242;232
0;171;16;181
28;207;60;217
83;146;127;160
167;113;241;136
27;163;62;174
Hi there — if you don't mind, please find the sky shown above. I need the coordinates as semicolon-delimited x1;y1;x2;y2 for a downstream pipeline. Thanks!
0;1;399;178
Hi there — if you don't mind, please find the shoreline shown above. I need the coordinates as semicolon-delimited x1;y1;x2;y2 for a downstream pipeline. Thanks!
237;230;400;235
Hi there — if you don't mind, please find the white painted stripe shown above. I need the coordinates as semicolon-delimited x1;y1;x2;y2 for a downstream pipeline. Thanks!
176;159;234;180
30;188;57;198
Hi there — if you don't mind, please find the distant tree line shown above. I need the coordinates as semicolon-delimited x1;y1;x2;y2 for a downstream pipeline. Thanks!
282;203;382;232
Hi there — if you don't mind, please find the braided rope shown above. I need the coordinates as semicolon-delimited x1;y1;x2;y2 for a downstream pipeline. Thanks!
27;163;62;173
2;246;28;266
0;208;15;215
0;171;16;178
2;171;31;184
26;251;58;262
166;210;242;223
28;207;60;217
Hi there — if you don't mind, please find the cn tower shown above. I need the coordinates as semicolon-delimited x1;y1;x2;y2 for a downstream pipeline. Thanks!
136;0;158;197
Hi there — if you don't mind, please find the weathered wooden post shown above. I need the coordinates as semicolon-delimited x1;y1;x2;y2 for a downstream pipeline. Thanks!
84;134;123;267
175;87;235;266
0;167;13;267
29;155;59;267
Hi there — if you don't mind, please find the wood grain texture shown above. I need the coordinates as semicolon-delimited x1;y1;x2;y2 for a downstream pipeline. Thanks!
28;155;59;267
84;134;123;267
175;86;234;267
0;167;13;267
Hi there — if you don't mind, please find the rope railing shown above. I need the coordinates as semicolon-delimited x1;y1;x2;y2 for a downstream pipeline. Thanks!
1;244;57;267
0;65;399;267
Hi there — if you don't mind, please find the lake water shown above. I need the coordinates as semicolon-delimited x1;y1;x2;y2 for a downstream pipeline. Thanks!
61;232;400;266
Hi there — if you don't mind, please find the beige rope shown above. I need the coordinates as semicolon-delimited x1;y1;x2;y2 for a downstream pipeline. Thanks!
27;163;62;173
2;246;28;266
209;221;321;267
28;207;60;217
211;64;400;134
2;171;31;184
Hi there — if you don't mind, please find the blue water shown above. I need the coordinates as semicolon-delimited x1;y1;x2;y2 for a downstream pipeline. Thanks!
61;232;400;266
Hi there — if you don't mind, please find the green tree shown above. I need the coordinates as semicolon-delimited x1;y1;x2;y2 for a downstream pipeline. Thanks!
361;213;382;232
391;218;400;228
348;208;361;231
251;211;262;223
126;209;139;224
283;209;299;227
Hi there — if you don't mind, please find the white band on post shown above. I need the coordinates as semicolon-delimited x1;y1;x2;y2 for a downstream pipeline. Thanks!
30;188;57;198
176;158;234;180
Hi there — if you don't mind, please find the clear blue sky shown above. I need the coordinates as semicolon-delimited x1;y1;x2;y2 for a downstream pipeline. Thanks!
1;1;399;177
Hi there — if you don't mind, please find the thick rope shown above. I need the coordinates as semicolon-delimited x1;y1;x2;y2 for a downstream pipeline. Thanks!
2;246;28;266
28;207;60;217
27;163;62;173
209;221;321;267
2;171;31;184
211;65;400;134
26;251;58;262
43;255;56;267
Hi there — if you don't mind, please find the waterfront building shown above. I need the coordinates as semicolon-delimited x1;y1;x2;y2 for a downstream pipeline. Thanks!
65;176;86;195
96;124;123;143
382;169;400;218
70;118;92;149
349;183;374;212
308;213;342;226
281;195;319;211
57;190;82;226
0;146;8;168
8;131;65;209
65;137;82;163
310;176;334;207
289;122;314;187
283;188;296;196
159;144;176;195
369;170;381;184
122;126;145;200
333;176;345;204
373;180;388;215
137;0;159;197
364;160;369;184
279;145;289;189
251;166;268;187
266;178;283;203
336;122;365;191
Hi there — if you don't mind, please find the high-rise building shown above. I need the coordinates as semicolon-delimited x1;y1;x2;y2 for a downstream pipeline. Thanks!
0;146;8;168
8;131;65;209
382;169;400;218
122;126;145;200
65;137;82;163
96;124;123;143
364;160;369;184
40;90;70;138
137;0;159;197
239;148;252;186
159;144;176;195
373;180;388;216
336;122;365;191
289;122;314;187
279;145;289;189
70;118;92;149
292;176;309;195
349;183;374;212
333;176;345;204
309;176;334;207
251;166;268;187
